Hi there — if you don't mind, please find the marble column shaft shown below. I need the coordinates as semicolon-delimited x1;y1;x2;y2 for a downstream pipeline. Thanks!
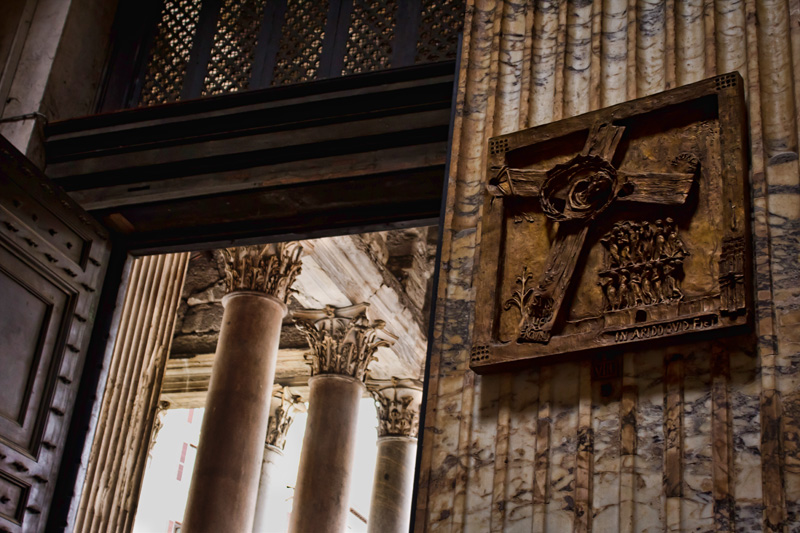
183;243;302;533
291;374;364;533
289;303;395;533
368;437;418;533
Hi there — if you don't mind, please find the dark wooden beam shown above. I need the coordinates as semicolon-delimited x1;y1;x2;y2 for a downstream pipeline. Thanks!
44;62;455;255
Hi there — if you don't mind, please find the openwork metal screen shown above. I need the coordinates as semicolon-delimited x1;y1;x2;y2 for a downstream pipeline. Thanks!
416;0;462;63
130;0;464;107
271;0;329;85
341;0;398;75
202;0;268;95
138;0;203;106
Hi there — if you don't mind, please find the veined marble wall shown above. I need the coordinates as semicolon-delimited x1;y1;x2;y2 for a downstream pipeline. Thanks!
415;0;800;531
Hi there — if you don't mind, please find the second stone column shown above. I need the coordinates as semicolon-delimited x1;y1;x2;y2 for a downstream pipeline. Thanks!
289;304;395;533
253;387;301;533
183;243;302;533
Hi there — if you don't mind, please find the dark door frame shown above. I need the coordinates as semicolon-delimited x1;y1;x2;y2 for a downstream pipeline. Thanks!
46;54;461;532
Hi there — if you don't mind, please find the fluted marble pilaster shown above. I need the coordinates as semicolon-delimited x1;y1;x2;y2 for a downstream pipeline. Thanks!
74;253;189;533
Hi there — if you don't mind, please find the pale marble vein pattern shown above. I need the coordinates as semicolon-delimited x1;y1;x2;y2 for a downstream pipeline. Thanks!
714;0;748;82
563;0;594;117
416;0;800;531
601;0;629;106
619;353;637;533
636;0;667;96
633;350;665;532
674;0;706;84
591;375;622;532
729;343;764;532
494;0;528;134
756;0;800;529
532;366;552;533
503;369;538;532
530;0;564;126
464;374;502;533
681;347;714;529
491;374;513;533
545;362;579;532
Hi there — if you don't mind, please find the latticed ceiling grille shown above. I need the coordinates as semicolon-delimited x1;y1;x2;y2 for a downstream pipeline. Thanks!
416;0;462;63
271;0;329;85
138;0;203;106
341;0;398;75
131;0;464;107
202;0;268;95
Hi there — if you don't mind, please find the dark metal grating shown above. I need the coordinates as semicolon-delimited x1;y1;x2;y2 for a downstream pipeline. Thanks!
138;0;203;106
202;0;268;95
416;0;463;63
271;0;329;85
341;0;398;75
127;0;463;107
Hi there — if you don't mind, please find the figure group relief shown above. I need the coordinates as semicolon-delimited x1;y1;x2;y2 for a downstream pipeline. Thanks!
598;218;688;311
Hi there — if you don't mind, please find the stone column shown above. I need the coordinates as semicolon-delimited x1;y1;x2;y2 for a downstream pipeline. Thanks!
183;243;302;533
289;304;396;533
253;387;301;533
366;378;423;533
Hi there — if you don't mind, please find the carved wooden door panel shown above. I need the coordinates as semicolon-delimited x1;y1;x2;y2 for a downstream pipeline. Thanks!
0;136;112;532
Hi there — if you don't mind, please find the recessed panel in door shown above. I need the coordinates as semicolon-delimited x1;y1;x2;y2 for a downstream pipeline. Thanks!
0;242;72;456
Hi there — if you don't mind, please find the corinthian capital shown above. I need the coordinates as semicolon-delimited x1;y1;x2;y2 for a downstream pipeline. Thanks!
294;303;396;382
368;378;423;438
219;242;303;302
266;387;302;450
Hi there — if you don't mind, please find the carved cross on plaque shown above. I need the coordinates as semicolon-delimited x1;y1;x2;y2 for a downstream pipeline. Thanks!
470;73;752;373
487;122;700;342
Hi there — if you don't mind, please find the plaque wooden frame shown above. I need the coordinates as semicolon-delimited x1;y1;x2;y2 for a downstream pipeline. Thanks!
470;73;751;374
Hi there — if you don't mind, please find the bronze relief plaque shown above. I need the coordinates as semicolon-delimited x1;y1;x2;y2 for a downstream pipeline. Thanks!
470;73;751;373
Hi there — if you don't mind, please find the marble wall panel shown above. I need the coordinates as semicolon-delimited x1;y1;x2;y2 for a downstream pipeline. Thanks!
415;0;800;531
503;369;539;532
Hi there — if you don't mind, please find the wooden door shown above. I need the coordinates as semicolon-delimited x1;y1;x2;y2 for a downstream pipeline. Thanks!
0;135;112;532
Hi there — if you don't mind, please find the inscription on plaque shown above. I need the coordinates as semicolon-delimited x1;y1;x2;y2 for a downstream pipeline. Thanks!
470;73;752;373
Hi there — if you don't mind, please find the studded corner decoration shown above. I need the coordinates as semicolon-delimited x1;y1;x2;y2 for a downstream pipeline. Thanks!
470;73;752;373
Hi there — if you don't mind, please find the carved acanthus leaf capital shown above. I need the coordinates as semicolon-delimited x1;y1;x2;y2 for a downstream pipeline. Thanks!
219;242;303;302
266;387;301;450
294;303;396;382
148;400;171;455
368;378;423;438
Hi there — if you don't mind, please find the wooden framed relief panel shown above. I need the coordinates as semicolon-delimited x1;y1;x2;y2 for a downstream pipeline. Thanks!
470;73;751;373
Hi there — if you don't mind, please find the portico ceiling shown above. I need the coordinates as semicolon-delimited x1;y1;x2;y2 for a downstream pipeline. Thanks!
161;227;436;408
